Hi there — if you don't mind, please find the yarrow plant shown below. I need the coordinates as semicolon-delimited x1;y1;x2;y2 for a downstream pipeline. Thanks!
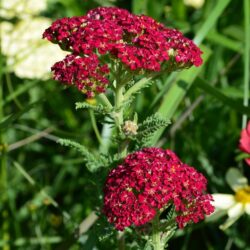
43;6;214;250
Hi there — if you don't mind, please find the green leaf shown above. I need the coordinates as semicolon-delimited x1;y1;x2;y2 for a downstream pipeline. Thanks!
132;0;148;14
123;77;153;102
194;78;250;116
162;224;177;248
1;80;38;107
207;31;242;52
136;113;171;147
223;25;244;41
165;205;175;222
150;73;178;108
143;241;153;250
171;0;186;21
147;0;166;19
194;0;232;45
0;100;41;131
235;152;250;161
58;139;106;172
75;102;109;114
221;86;245;99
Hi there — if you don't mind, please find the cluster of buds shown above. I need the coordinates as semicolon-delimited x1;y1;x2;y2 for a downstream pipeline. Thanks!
103;148;214;231
43;7;203;97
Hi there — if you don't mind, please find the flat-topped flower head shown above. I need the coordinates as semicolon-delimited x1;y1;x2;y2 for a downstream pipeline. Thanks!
103;148;214;231
43;7;203;96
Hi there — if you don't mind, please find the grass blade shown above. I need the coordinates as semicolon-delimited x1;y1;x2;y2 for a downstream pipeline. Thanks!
194;0;232;45
194;78;250;116
207;31;243;52
242;0;250;127
0;100;42;131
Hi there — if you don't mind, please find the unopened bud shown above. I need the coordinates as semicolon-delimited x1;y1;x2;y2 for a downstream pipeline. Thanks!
123;121;138;136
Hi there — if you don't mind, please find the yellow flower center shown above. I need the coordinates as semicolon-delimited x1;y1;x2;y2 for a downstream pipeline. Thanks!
86;98;96;105
235;186;250;204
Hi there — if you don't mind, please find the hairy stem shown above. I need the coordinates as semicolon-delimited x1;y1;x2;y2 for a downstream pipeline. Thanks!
152;214;164;250
115;85;124;128
114;71;128;250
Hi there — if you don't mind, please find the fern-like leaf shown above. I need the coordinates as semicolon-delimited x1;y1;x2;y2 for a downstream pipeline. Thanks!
136;113;171;147
75;102;109;115
123;77;153;102
58;139;106;172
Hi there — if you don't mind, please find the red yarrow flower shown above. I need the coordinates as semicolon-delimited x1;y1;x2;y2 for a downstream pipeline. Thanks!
51;54;109;98
43;7;203;96
103;148;214;231
239;121;250;166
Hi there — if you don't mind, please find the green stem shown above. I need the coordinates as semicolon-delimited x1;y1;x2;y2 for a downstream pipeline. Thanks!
114;82;131;160
6;73;22;109
114;75;128;250
97;93;113;110
115;85;124;127
152;214;163;250
89;110;102;145
120;140;129;158
243;0;250;128
0;62;9;250
117;232;126;250
114;84;127;160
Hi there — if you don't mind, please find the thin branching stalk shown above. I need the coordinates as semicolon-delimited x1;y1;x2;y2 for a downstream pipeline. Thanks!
0;64;10;250
5;73;22;109
242;0;250;128
115;85;124;128
98;93;113;110
89;110;102;145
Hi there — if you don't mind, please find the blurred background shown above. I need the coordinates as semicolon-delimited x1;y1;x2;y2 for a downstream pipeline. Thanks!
0;0;250;249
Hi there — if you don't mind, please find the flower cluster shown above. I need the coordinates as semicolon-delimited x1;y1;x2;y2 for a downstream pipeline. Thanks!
239;121;250;166
52;54;109;98
1;18;66;79
1;0;46;19
103;148;214;231
43;7;203;96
